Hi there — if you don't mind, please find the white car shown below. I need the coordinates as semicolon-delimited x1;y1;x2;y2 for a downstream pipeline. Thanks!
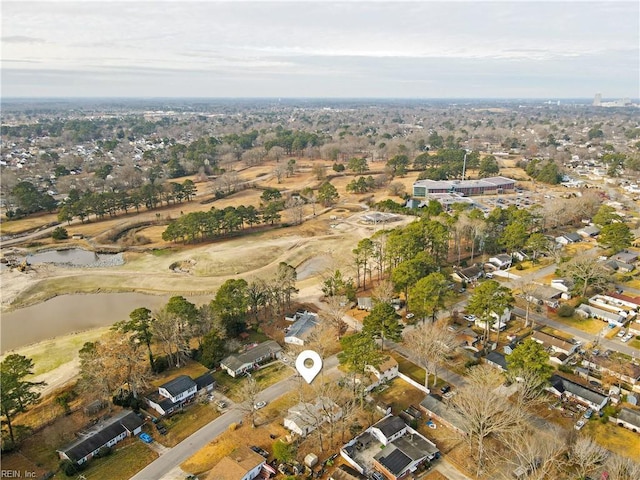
254;401;267;410
622;334;633;343
574;419;586;430
617;330;626;338
463;314;476;322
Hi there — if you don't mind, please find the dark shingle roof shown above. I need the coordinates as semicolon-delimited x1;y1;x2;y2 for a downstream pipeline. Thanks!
486;351;508;370
550;375;607;406
160;375;196;397
59;411;143;463
375;445;412;475
194;372;215;391
373;415;406;439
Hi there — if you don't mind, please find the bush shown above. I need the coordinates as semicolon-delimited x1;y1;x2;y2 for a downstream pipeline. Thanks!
557;304;575;317
515;263;524;271
52;226;69;240
59;460;84;477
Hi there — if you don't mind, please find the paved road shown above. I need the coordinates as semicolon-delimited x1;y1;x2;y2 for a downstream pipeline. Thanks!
132;356;340;480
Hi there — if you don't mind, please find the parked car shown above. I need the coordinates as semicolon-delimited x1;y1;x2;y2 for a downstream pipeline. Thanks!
440;384;451;394
254;401;267;410
574;419;586;430
370;472;386;480
584;409;593;419
215;400;227;409
463;314;476;322
250;446;269;458
617;330;626;338
405;312;415;320
622;334;633;343
139;433;153;443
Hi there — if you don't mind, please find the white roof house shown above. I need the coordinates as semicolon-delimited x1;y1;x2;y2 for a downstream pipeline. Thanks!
284;397;342;437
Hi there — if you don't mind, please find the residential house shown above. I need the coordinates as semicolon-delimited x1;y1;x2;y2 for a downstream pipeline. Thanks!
577;225;600;238
365;357;399;392
205;445;266;480
613;250;639;264
284;311;319;346
340;415;439;479
419;395;467;434
611;407;640;433
527;285;563;308
485;351;508;371
581;356;640;387
555;233;581;245
531;330;579;356
451;265;484;284
475;308;511;332
357;297;373;311
547;374;609;411
284;397;342;437
550;278;573;298
603;259;636;273
576;304;627;327
220;340;283;377
489;254;513;270
57;410;144;465
194;372;216;395
146;375;197;416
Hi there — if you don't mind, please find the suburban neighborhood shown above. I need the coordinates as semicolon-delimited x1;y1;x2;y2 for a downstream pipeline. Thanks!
1;97;640;480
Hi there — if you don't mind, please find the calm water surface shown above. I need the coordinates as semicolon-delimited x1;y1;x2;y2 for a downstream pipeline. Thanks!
1;292;210;353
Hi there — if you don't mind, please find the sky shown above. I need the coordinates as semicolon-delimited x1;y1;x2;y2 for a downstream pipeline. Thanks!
2;0;639;99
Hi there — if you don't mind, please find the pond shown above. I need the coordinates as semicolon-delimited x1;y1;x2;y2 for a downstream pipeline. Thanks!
26;248;124;267
1;292;211;353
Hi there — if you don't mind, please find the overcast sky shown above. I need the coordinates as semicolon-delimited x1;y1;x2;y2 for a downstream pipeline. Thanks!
2;1;638;99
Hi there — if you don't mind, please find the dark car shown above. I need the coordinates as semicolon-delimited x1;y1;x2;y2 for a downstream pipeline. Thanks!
250;446;269;458
440;384;451;394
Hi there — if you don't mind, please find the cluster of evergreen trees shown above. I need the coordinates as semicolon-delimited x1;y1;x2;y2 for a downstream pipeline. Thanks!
57;179;196;224
162;204;275;243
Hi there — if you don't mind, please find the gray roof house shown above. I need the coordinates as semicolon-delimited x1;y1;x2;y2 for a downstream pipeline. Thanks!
419;395;467;434
547;374;609;411
285;312;319;346
613;250;639;264
340;415;439;480
220;340;283;377
611;407;640;433
575;304;626;327
357;297;373;311
531;330;579;356
485;351;508;371
146;375;197;416
577;225;600;238
57;410;144;464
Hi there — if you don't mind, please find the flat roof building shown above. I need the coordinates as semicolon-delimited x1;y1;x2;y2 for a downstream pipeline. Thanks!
413;176;516;198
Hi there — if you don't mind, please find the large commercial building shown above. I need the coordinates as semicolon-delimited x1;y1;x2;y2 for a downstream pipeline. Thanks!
412;176;516;197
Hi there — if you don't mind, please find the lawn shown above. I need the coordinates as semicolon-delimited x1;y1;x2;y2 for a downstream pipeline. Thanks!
547;314;606;335
160;402;221;447
376;377;426;413
15;327;110;376
150;360;209;389
213;362;294;401
390;352;426;385
79;440;159;480
584;420;640;462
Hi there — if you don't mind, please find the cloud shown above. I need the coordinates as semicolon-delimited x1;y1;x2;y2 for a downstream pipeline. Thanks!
1;35;45;44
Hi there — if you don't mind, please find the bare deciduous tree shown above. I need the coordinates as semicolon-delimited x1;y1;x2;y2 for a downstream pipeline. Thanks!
502;427;567;480
404;319;457;388
451;364;525;477
605;453;640;480
568;436;609;480
239;377;261;428
323;295;349;337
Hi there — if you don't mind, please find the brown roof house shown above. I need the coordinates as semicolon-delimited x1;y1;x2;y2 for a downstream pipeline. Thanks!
206;445;266;480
